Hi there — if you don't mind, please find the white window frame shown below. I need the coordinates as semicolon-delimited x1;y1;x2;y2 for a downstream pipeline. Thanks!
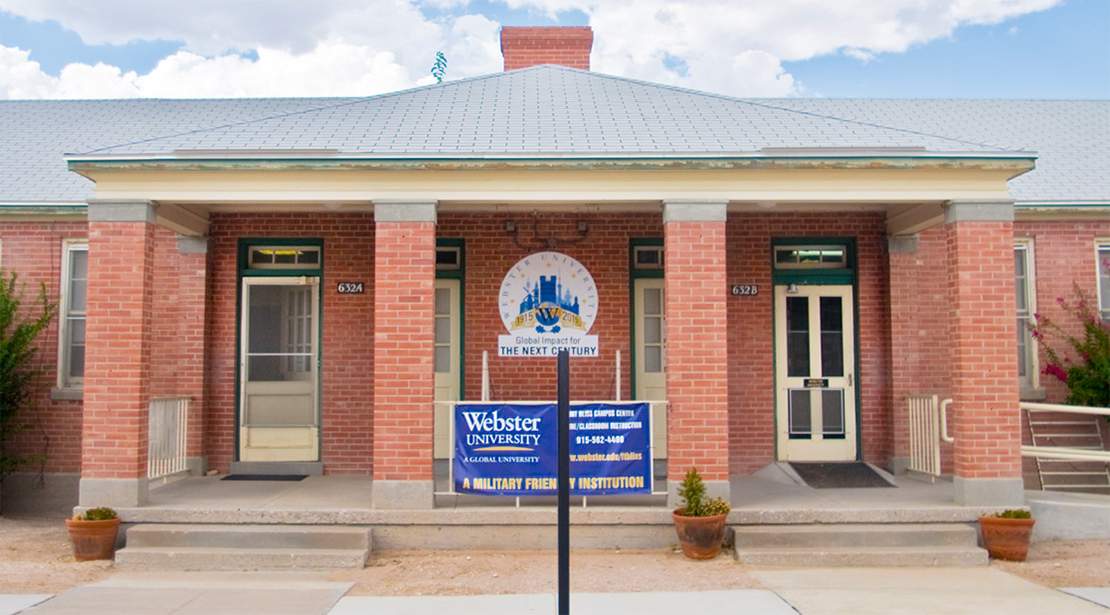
1097;238;1110;322
56;239;88;390
1014;239;1038;393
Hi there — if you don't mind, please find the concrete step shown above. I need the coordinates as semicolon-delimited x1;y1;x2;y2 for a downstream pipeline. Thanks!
732;523;977;549
116;524;371;570
115;546;369;571
734;545;988;567
732;523;988;567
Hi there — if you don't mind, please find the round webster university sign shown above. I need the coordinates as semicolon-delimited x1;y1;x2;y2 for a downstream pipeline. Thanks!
497;251;599;358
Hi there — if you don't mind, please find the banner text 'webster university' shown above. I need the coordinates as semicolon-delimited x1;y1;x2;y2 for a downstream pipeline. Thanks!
454;402;651;496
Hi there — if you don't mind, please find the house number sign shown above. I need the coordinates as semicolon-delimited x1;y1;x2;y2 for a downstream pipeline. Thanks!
336;282;364;294
731;284;760;296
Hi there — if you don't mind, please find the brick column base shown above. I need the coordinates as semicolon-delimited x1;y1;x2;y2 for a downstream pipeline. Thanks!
79;478;148;508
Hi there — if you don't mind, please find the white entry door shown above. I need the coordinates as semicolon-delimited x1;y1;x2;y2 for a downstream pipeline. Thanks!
774;285;857;461
239;276;320;462
633;278;667;458
433;279;461;459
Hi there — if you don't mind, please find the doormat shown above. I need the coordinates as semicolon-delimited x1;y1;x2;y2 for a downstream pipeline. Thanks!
221;474;308;482
789;462;894;489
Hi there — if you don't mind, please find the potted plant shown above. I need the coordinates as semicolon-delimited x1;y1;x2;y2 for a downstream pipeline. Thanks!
978;509;1035;562
671;468;731;560
65;507;121;561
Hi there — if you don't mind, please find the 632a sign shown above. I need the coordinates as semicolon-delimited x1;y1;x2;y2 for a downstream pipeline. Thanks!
336;282;364;294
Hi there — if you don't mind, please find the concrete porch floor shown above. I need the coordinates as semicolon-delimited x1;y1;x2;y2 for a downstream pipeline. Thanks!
110;468;1011;550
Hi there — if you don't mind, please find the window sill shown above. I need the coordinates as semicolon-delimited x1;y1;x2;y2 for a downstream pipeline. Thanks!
1019;387;1046;402
50;387;83;401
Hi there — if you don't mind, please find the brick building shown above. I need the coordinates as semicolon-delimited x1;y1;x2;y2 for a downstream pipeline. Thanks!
1;27;1107;516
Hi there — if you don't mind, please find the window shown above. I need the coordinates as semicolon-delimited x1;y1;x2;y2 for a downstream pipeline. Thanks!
774;245;846;269
58;240;88;389
1014;240;1037;391
1098;239;1110;321
248;246;321;270
632;245;664;270
436;246;461;271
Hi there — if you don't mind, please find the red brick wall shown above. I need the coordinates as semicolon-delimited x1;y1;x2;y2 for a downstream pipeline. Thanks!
947;220;1021;480
13;212;1098;482
1015;220;1110;403
206;213;376;475
0;221;88;474
437;213;662;402
888;227;955;470
666;219;729;481
82;220;156;479
373;220;435;481
501;27;593;71
726;213;892;474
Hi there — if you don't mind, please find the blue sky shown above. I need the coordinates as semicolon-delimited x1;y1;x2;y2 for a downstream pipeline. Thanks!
0;0;1106;99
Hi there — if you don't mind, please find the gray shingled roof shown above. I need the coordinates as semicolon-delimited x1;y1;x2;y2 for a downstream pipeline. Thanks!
765;98;1110;205
2;65;1107;206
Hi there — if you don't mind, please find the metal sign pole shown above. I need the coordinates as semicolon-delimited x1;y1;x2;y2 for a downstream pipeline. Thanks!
557;348;570;614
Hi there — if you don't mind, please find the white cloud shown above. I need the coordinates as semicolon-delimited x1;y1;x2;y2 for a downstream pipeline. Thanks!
513;0;1060;95
0;0;1062;99
0;40;434;99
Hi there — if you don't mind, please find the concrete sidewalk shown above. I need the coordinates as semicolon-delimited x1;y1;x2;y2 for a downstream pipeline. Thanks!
3;568;1108;615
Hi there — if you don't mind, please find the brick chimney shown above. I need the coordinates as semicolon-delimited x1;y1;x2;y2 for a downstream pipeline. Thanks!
500;26;594;71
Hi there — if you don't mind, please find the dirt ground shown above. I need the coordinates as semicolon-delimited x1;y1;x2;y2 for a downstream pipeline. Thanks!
2;516;1107;596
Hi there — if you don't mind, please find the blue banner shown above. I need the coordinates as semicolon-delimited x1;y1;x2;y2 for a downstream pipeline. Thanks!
454;402;651;496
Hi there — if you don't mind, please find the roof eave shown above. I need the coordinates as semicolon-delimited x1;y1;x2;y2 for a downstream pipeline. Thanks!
66;153;1037;177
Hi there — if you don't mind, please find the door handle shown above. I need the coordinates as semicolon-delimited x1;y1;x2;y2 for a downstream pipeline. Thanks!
847;373;853;386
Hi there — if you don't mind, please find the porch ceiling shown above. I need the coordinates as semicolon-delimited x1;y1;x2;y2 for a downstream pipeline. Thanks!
155;198;941;239
81;161;1024;237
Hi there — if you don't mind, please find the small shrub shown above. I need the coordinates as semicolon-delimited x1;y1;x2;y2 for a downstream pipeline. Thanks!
676;467;731;517
0;271;57;480
74;507;118;521
992;509;1032;520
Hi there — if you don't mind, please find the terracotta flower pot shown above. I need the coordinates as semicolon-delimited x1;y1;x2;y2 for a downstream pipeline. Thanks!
672;509;728;560
978;516;1035;562
65;517;121;561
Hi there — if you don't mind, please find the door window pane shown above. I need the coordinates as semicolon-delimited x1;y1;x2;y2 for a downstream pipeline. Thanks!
644;317;661;344
789;389;812;437
786;296;810;377
435;318;451;344
435;346;451;373
820;296;844;377
822;389;845;436
643;288;661;315
434;286;453;373
435;287;451;315
247;285;314;381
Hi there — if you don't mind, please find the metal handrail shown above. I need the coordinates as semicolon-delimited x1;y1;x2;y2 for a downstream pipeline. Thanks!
1020;401;1110;463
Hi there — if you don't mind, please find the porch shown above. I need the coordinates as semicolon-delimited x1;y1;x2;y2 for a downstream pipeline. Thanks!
120;469;988;551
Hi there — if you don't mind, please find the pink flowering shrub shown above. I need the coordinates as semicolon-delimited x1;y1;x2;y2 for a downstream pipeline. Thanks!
1029;285;1110;407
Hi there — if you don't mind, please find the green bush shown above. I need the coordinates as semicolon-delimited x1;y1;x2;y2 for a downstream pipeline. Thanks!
992;509;1032;519
676;467;731;517
75;507;118;521
1029;285;1109;408
0;271;57;480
